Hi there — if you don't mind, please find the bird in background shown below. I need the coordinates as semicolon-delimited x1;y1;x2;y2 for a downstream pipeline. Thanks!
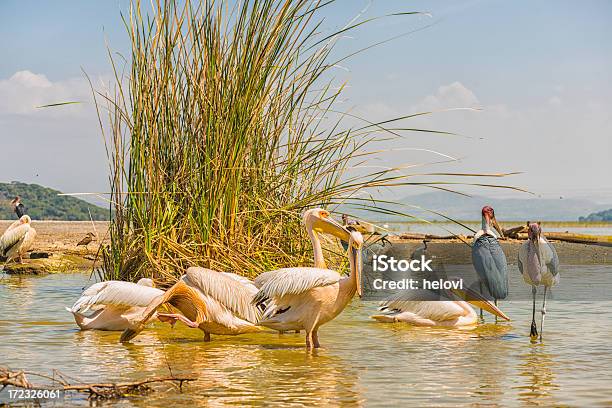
0;215;36;265
471;206;508;321
67;278;195;331
76;232;96;250
10;196;27;219
518;222;560;341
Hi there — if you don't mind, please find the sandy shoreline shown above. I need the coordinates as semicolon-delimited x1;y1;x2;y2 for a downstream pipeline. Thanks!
0;220;109;274
1;220;609;275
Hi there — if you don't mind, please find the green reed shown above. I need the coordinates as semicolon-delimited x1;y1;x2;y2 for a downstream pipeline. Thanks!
94;0;518;282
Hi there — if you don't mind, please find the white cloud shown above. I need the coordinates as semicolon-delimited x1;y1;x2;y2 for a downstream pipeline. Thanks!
416;81;481;111
0;70;92;116
548;96;562;106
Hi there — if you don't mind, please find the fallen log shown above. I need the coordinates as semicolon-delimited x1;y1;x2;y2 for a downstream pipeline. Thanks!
543;232;612;247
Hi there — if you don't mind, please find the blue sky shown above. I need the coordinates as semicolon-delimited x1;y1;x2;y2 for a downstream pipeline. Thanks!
1;0;611;207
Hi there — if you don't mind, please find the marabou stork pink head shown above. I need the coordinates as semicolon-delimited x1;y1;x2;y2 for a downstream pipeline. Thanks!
527;222;541;243
481;206;504;238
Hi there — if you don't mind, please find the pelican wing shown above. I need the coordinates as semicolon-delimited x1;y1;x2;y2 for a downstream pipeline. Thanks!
0;223;30;256
70;281;164;314
253;267;341;306
221;272;258;295
21;227;36;253
542;237;560;277
5;219;21;233
472;235;508;299
377;290;467;322
184;267;260;323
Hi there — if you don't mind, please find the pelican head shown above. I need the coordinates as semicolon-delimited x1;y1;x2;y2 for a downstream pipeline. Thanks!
527;221;541;243
481;206;503;238
20;215;32;224
303;208;351;243
136;278;155;287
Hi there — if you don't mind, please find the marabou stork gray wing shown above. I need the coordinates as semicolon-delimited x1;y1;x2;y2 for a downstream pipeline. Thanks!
472;235;508;299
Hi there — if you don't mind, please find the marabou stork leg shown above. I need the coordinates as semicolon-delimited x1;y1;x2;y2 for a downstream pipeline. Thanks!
540;287;547;341
203;332;211;342
479;282;484;322
530;286;538;339
494;299;498;324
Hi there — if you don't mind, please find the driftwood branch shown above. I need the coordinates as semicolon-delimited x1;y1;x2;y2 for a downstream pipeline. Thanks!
396;225;612;247
1;366;196;400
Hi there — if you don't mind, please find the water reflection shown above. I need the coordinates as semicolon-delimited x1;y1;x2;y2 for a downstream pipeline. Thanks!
1;273;611;407
516;344;560;407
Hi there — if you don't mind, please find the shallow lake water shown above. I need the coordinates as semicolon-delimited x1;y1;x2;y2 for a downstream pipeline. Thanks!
1;270;612;407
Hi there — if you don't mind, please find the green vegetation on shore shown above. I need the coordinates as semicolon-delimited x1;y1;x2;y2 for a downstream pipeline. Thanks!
0;181;108;221
579;209;612;222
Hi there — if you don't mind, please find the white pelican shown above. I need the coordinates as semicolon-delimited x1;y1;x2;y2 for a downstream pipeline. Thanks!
518;222;560;340
472;206;508;320
121;208;356;345
67;278;195;331
371;285;510;327
0;215;36;264
120;268;263;342
253;211;361;349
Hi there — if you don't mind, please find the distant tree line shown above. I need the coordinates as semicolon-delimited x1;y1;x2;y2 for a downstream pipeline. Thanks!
0;181;109;221
579;209;612;222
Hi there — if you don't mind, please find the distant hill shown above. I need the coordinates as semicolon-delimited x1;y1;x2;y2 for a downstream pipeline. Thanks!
346;192;611;222
0;182;109;221
579;209;612;222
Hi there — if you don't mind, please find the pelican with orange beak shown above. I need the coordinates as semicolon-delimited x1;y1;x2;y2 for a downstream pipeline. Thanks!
253;209;363;349
371;281;510;327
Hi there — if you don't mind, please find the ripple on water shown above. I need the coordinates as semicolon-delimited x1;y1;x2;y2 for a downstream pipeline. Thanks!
1;271;611;407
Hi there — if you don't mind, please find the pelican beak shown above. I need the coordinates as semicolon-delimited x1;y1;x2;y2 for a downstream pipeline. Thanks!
353;245;363;297
450;285;510;321
312;212;352;243
491;216;504;238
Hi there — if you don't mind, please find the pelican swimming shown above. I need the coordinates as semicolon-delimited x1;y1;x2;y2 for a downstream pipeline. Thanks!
472;206;508;320
67;278;194;331
120;268;263;342
0;215;36;264
371;235;509;326
371;284;510;327
253;209;362;349
518;222;559;341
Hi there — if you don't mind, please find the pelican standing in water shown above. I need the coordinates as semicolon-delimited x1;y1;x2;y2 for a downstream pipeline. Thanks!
254;209;362;349
0;215;36;265
472;206;508;320
518;222;559;341
121;209;355;344
121;268;263;342
67;278;194;331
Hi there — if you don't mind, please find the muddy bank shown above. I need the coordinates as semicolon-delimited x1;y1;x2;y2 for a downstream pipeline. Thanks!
386;237;612;265
0;220;109;275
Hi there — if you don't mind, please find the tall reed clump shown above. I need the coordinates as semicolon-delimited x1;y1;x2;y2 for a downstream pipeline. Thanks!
95;0;513;282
